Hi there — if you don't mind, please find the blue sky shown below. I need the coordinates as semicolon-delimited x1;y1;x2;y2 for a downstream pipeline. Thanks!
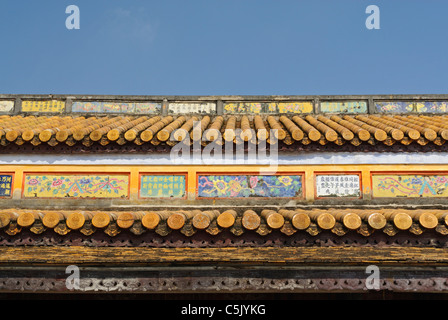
0;1;446;96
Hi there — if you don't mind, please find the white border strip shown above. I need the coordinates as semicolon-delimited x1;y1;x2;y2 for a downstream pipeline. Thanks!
0;152;447;165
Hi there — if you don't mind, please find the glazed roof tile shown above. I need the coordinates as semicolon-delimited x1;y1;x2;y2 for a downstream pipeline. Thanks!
1;207;447;237
0;114;448;150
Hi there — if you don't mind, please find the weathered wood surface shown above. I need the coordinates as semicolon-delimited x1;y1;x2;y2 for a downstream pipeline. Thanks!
0;246;447;266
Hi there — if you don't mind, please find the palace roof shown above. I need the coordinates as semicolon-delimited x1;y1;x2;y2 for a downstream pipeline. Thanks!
2;94;448;295
0;94;447;153
1;207;447;238
0;113;447;150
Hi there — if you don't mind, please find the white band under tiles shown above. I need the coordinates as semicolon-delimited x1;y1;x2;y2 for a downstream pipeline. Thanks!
0;152;447;165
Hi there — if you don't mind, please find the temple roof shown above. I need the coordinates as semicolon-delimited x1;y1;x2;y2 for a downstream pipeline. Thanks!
0;94;448;153
2;207;447;238
2;95;448;296
0;113;447;152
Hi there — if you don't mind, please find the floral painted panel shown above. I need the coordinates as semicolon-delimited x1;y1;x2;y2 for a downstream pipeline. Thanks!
72;102;161;114
223;102;313;114
320;101;367;114
316;174;361;197
0;175;13;197
198;175;303;198
140;175;186;198
375;101;448;113
22;100;65;113
277;102;313;114
372;174;448;198
24;174;129;198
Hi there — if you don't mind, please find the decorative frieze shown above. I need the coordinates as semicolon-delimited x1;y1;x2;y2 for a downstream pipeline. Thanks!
23;174;129;198
197;174;303;198
168;102;216;114
0;174;13;197
140;174;186;198
320;101;367;114
375;101;448;113
21;100;65;113
223;102;313;114
315;174;361;198
372;173;448;198
72;101;161;114
0;101;14;112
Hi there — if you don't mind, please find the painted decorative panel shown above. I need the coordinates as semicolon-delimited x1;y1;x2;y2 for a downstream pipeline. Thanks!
372;174;448;198
0;101;14;112
72;102;161;114
223;102;313;114
140;175;186;198
168;102;216;114
375;101;448;113
277;102;313;114
320;101;367;114
316;174;361;198
198;174;303;198
224;102;268;114
23;174;129;198
0;175;13;197
22;100;65;113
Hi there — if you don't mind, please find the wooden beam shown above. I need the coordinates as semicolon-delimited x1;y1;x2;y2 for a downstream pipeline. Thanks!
0;246;448;266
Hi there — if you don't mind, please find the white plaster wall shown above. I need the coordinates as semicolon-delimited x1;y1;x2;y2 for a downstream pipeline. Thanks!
0;152;446;165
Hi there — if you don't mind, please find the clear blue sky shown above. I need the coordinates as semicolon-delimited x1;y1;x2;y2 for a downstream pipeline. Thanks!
0;0;446;96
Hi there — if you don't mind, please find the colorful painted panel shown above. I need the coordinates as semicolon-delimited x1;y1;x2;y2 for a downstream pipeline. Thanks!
375;101;448;113
23;174;129;198
224;102;266;114
316;174;360;197
0;175;13;197
168;102;216;114
0;101;14;112
223;102;313;114
198;175;303;198
72;102;161;114
372;174;448;198
22;100;65;113
320;101;367;114
277;102;314;114
140;175;186;198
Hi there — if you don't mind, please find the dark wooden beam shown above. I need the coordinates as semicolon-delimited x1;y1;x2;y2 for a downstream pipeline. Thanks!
0;246;447;266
